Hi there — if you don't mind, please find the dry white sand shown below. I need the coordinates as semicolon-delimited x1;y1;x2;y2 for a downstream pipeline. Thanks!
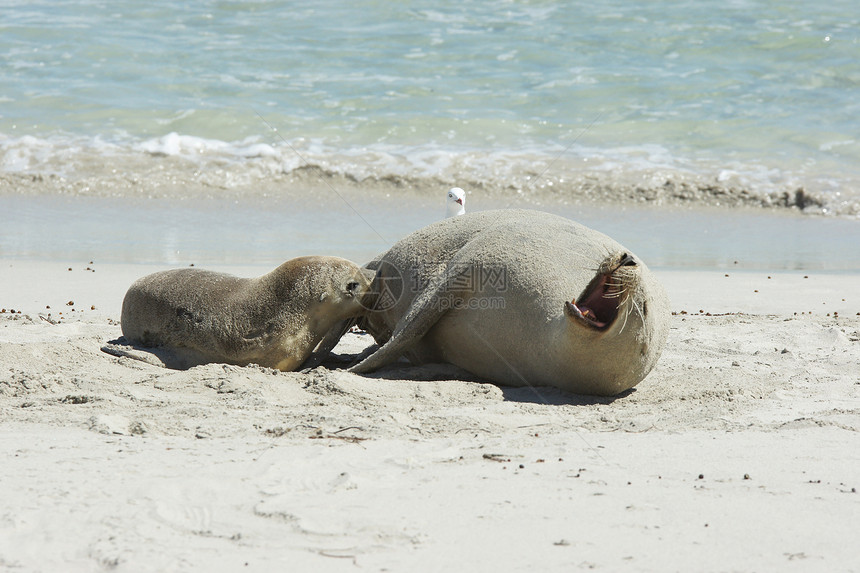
1;259;859;572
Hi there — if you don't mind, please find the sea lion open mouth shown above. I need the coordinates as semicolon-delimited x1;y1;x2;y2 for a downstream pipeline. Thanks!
565;254;636;330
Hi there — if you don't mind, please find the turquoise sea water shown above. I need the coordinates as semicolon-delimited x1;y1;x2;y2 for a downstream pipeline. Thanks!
1;1;859;267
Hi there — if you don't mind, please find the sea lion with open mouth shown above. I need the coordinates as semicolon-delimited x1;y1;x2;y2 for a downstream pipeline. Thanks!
349;209;670;396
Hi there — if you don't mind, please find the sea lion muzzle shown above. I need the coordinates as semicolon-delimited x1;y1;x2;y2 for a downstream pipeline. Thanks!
565;257;636;330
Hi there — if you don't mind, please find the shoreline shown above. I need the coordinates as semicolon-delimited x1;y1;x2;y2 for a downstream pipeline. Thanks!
2;194;860;271
2;166;856;216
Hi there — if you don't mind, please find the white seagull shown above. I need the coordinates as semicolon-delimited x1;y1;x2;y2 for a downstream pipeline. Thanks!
446;187;466;217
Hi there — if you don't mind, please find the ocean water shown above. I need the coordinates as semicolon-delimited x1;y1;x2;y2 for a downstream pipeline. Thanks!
1;1;859;268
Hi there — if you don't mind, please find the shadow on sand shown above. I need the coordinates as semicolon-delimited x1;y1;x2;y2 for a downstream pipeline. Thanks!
331;350;633;406
103;340;633;406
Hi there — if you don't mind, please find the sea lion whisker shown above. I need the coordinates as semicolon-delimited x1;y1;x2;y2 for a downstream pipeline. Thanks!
603;284;629;299
569;250;604;267
614;293;632;335
632;297;646;325
617;310;629;336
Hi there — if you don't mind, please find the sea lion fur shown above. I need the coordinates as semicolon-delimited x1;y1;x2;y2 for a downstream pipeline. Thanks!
103;256;374;371
349;209;671;396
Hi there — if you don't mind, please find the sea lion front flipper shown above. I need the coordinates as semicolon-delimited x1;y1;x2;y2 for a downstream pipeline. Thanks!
299;318;356;369
101;341;170;368
348;265;466;374
101;337;206;370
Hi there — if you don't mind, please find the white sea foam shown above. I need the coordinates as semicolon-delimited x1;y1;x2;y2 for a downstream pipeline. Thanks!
136;133;277;159
1;132;858;216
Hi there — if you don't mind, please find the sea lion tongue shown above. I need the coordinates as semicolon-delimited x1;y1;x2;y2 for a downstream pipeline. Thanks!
564;272;619;329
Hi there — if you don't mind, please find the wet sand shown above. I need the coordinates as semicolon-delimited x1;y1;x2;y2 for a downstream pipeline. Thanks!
2;193;859;270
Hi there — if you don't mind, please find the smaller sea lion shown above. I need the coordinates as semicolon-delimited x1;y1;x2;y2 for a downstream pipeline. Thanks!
104;256;374;371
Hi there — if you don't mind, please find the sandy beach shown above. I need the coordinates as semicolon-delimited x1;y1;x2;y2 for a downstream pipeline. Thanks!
5;1;860;570
1;258;858;572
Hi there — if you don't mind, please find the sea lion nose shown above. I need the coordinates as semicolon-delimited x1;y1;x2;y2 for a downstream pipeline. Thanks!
620;253;637;267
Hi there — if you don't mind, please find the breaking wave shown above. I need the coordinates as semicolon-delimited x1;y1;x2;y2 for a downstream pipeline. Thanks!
1;132;857;216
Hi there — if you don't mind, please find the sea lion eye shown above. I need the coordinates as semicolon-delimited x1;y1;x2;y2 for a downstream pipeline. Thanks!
346;281;360;293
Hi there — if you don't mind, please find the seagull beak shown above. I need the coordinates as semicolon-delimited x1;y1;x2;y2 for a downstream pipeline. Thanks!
456;198;463;205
